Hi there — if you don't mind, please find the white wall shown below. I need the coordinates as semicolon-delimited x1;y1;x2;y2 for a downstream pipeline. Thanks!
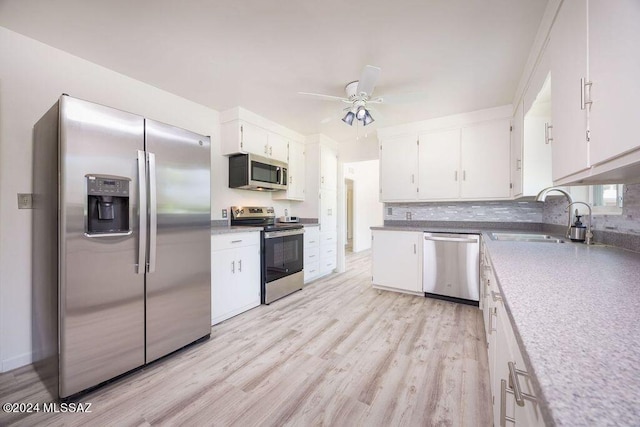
344;160;384;252
0;27;291;371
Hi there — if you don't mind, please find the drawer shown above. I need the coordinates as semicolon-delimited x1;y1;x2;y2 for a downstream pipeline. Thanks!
304;261;320;283
212;232;260;251
319;231;336;247
304;246;320;265
304;226;320;247
320;257;336;275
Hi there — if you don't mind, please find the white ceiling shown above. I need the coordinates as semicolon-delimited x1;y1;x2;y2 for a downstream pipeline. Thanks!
0;0;548;144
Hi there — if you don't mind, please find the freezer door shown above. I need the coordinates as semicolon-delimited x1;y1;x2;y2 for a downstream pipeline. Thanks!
59;96;145;398
145;119;211;362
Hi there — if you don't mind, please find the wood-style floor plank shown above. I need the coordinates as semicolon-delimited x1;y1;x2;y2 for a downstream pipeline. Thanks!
0;249;492;426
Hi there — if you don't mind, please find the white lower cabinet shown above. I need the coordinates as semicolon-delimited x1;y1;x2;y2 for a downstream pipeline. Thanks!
319;231;337;275
371;230;423;294
304;226;320;283
482;246;544;427
211;232;261;325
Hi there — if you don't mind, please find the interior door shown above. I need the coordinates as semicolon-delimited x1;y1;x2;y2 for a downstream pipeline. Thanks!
144;120;211;363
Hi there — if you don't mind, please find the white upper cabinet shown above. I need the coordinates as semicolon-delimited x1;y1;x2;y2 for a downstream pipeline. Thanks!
221;120;269;156
378;107;512;202
319;144;338;191
266;131;288;163
588;0;640;166
220;107;303;164
418;129;461;200
549;0;589;181
379;135;419;201
460;120;511;199
511;101;524;197
545;1;640;183
272;139;306;201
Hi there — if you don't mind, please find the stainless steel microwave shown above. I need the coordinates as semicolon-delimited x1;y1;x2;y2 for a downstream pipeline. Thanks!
229;153;288;191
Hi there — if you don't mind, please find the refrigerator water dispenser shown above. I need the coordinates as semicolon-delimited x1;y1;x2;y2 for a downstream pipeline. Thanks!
86;175;130;235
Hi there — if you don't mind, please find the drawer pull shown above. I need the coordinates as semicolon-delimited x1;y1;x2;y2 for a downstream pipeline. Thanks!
309;255;316;258
508;362;536;407
491;290;502;302
500;380;515;427
489;307;497;334
231;240;242;243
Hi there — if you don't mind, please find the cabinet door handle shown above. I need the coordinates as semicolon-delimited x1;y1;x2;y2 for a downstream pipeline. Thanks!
508;361;537;407
463;170;466;181
491;290;502;302
270;146;273;156
581;77;593;110
411;174;415;184
489;307;497;334
500;380;515;427
231;260;235;274
238;259;242;272
413;243;416;254
321;176;324;184
516;158;522;170
545;123;554;144
454;171;458;181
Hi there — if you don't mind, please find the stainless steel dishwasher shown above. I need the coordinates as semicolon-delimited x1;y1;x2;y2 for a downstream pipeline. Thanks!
423;232;480;304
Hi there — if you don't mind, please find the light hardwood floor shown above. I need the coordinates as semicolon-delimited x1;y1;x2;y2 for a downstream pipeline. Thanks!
0;250;492;426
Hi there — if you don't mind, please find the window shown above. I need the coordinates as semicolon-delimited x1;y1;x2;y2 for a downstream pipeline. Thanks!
590;184;624;214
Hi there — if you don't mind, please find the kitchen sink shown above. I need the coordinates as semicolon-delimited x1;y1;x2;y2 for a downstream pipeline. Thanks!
489;232;566;243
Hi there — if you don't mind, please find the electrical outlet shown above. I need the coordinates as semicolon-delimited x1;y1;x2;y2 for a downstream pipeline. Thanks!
406;211;412;220
222;209;227;218
17;193;33;209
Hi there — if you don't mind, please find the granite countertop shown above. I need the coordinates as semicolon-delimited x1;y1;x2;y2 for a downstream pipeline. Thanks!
211;225;263;235
371;225;485;234
483;235;640;426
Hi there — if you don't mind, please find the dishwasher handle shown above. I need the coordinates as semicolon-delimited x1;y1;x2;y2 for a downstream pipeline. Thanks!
424;235;479;244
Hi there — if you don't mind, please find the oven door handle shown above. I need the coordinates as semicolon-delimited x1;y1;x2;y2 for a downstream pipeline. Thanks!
264;229;305;239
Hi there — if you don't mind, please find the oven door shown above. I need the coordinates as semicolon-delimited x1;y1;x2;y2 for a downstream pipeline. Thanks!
263;229;304;283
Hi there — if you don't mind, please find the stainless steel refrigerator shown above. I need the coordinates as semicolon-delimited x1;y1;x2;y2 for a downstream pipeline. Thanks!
32;95;211;398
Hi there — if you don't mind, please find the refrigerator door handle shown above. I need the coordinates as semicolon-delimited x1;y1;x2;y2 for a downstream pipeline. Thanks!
147;152;157;273
137;150;147;274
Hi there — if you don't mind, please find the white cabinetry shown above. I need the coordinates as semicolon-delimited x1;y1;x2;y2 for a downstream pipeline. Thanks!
379;118;511;202
548;1;640;183
549;0;589;181
418;129;460;199
379;135;419;201
460;120;511;199
482;245;544;427
297;136;338;278
220;108;303;164
273;139;306;201
371;230;423;295
303;226;320;283
587;0;640;167
211;232;261;325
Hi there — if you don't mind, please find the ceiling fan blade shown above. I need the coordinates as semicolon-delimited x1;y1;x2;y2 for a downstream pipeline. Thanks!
356;65;381;96
297;92;349;102
372;90;428;104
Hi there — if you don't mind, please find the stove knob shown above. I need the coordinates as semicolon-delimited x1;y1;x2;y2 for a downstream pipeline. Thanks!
240;209;245;214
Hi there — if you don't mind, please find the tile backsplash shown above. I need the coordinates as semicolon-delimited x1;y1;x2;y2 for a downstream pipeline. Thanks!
543;183;640;236
384;200;543;222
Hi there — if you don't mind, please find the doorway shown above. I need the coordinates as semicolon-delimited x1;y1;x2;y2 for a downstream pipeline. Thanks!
345;179;354;252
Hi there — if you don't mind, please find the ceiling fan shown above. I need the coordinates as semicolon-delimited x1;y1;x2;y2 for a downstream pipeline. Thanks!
298;65;386;127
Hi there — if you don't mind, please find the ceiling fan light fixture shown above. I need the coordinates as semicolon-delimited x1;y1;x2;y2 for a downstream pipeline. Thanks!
342;111;355;126
355;106;367;120
362;109;375;126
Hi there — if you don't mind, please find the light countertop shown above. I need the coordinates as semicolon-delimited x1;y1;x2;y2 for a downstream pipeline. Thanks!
484;235;640;426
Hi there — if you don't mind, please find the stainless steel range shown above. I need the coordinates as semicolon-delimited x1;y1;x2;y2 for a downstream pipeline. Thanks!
230;207;304;304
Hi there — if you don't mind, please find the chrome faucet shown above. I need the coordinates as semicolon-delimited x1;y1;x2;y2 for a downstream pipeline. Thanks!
565;202;593;245
535;186;575;237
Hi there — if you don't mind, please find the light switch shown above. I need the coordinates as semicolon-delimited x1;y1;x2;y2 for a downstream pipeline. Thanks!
17;193;33;209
